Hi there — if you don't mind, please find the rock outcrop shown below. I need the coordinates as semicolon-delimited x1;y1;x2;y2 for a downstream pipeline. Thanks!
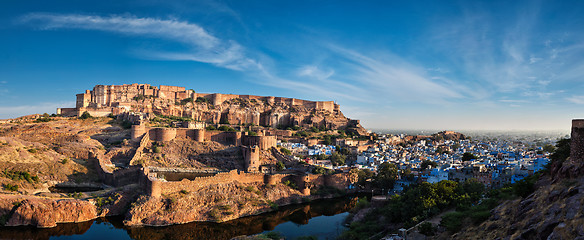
2;197;97;228
125;182;307;226
450;120;584;239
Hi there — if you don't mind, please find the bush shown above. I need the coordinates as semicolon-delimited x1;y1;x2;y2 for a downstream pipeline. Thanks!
79;111;92;119
280;147;291;155
440;212;464;232
218;126;236;132
133;94;145;101
419;221;435;236
34;117;52;123
283;180;297;189
153;146;162;153
276;161;285;171
513;172;541;198
3;170;39;183
3;184;18;192
267;201;278;210
263;231;283;240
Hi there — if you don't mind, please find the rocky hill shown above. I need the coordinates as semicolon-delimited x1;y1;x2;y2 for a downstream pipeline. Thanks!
448;123;584;239
61;84;367;135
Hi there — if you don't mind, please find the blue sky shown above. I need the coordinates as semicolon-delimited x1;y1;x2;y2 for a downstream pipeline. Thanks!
0;0;583;130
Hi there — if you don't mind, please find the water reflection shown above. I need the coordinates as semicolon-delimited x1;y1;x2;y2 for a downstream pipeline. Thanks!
0;221;93;240
0;196;359;240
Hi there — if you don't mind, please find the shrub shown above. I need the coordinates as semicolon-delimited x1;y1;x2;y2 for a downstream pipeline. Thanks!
153;146;162;153
283;180;297;189
267;201;278;210
61;158;69;164
276;161;285;171
79;111;92;119
27;148;37;153
419;221;435;236
34;117;52;123
132;94;145;101
280;147;291;155
3;184;18;192
440;212;464;232
179;190;189;195
263;232;283;240
3;170;39;183
218;126;236;132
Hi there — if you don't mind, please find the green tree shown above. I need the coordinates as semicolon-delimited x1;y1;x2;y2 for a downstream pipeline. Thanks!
330;152;347;166
542;144;555;153
357;169;374;186
550;138;570;165
419;221;435;236
276;161;285;171
280;147;291;155
462;152;478;161
375;162;398;190
79;111;92;119
420;160;438;171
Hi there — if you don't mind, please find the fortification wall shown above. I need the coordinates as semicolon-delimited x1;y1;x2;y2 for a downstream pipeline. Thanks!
155;169;266;195
149;128;176;142
241;135;276;150
77;107;114;117
56;108;77;117
131;125;147;141
129;131;150;165
242;146;260;172
206;131;241;145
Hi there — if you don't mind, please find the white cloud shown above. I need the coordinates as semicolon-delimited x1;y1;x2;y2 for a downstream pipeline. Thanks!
329;46;465;104
297;65;334;80
0;101;75;119
567;96;584;105
19;13;257;71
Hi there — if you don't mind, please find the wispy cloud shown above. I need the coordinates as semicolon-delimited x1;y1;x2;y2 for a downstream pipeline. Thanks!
328;46;466;104
0;101;75;119
567;96;584;105
297;65;334;80
19;13;257;71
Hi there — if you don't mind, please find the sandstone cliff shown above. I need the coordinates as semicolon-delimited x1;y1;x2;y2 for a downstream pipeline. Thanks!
125;181;307;226
0;196;97;228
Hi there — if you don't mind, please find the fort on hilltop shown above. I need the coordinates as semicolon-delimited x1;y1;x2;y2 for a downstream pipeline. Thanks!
57;84;363;131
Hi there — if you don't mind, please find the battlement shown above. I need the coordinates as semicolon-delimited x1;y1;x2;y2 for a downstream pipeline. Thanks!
68;84;338;117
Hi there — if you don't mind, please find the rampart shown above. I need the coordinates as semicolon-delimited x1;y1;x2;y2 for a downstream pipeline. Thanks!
241;135;277;150
145;168;350;197
64;84;340;117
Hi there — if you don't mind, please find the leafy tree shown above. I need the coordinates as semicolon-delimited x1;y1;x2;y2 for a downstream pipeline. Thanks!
375;162;398;190
550;138;570;165
218;126;236;132
330;152;346;166
357;169;374;186
280;147;291;155
79;111;92;119
276;161;285;171
462;152;478;161
419;221;435;236
420;160;438;171
312;166;332;175
542;144;555;153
